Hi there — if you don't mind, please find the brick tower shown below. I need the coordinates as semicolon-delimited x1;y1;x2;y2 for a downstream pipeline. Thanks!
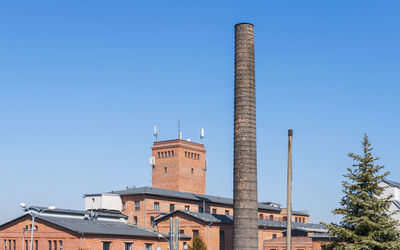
151;139;206;194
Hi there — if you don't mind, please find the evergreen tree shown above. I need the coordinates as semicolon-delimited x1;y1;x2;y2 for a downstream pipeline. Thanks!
188;235;207;250
326;134;400;249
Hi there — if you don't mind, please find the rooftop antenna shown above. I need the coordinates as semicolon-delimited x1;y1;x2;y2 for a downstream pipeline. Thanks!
200;128;205;141
153;125;158;141
178;119;182;139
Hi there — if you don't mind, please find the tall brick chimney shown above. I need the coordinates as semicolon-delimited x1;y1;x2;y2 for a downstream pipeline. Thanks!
233;23;258;250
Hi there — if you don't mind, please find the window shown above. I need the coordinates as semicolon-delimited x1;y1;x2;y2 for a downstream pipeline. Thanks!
59;241;63;250
161;152;164;158
154;202;159;210
157;152;160;158
144;243;153;250
170;204;175;212
25;241;28;250
192;230;199;236
133;216;138;224
283;216;287;221
219;230;225;250
295;217;298;223
13;240;16;250
212;209;217;214
302;217;305;223
180;229;184;234
53;240;57;250
171;151;174;156
122;201;126;210
150;216;155;224
168;151;171;157
8;240;10;250
272;234;277;239
103;242;111;250
35;240;37;250
225;210;229;215
259;214;263;220
48;241;51;250
135;201;140;211
191;152;193;158
185;206;189;211
4;239;6;250
185;152;187;157
270;215;274;220
191;168;194;174
164;167;167;173
198;207;203;213
125;243;132;250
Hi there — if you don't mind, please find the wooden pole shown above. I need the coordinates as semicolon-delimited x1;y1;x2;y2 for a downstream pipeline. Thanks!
286;129;293;250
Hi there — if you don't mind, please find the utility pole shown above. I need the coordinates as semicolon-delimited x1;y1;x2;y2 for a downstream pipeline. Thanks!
286;129;293;250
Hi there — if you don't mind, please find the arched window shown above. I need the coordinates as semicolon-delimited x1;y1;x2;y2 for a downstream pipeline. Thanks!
158;152;160;158
171;151;174;156
168;151;171;157
191;152;193;158
191;168;194;174
161;152;164;158
185;152;187;158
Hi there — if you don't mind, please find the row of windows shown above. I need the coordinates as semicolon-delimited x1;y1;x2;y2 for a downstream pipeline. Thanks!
162;167;195;174
185;151;199;160
102;241;152;250
157;151;174;158
295;216;306;223
4;240;63;250
259;214;275;220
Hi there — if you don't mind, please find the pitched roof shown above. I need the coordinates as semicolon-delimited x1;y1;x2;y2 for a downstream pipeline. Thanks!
89;186;308;214
383;179;400;189
154;210;326;233
29;206;127;219
0;214;172;239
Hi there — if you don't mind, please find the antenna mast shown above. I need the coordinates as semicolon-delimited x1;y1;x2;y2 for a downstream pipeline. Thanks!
178;119;182;139
153;125;159;141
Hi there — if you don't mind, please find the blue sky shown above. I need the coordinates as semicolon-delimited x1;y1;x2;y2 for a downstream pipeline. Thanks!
1;1;399;224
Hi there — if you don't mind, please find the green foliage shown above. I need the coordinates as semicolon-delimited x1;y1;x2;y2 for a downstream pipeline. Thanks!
188;235;207;250
326;134;400;250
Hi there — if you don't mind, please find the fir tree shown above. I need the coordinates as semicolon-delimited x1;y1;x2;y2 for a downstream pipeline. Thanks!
326;134;400;249
188;235;207;250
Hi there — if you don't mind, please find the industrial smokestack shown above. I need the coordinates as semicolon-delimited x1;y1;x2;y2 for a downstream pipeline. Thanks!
233;23;258;250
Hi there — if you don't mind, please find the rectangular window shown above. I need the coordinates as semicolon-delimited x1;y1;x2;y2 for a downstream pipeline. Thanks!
272;234;277;239
53;240;57;250
135;201;140;211
13;240;16;250
185;206;189;211
25;240;28;250
154;202;159;210
59;241;63;250
144;243;153;250
170;204;175;212
270;215;274;220
225;210;229;215
125;243;132;250
180;229;185;234
150;216;155;224
122;201;126;210
103;242;111;250
192;230;199;236
133;216;138;224
283;217;287;221
219;230;225;250
259;214;263;220
295;217;298;223
8;240;10;250
48;241;51;250
302;217;305;223
35;240;37;250
4;240;6;250
198;207;203;213
212;209;217;214
164;167;167;173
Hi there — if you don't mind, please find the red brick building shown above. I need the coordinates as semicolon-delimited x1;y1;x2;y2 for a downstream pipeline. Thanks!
1;139;329;250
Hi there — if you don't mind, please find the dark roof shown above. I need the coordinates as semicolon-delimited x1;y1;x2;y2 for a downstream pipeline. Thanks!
383;179;400;189
0;214;169;239
91;186;289;213
154;210;326;232
29;206;127;219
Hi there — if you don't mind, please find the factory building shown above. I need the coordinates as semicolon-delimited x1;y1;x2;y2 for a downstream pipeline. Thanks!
1;138;328;250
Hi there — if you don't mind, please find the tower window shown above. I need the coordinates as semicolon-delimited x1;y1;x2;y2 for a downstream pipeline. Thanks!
191;168;194;174
171;151;174;156
191;152;193;158
161;152;164;158
168;151;171;157
157;152;160;158
185;152;187;157
164;167;167;173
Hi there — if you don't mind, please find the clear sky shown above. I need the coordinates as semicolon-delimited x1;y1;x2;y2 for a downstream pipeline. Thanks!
1;1;399;224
